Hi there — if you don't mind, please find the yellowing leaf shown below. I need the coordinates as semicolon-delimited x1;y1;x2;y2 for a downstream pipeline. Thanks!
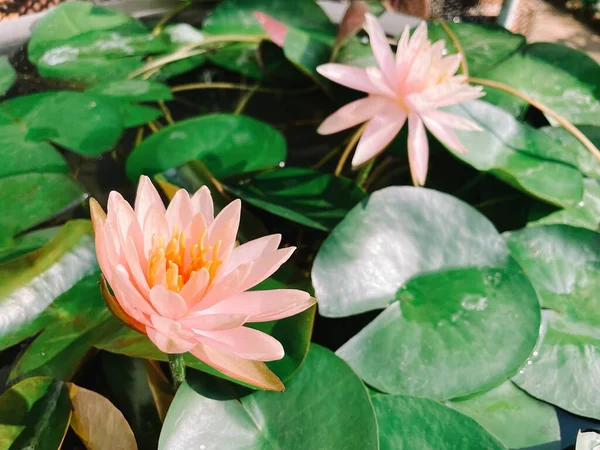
68;383;138;450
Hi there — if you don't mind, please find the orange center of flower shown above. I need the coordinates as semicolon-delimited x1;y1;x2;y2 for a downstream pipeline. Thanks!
147;228;223;292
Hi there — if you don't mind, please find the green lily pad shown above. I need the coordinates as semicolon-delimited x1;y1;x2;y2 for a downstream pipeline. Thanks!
0;377;71;450
102;354;164;449
0;91;124;155
427;22;525;77
0;173;86;244
158;344;378;450
28;1;165;83
225;167;365;231
447;381;560;450
576;431;600;450
0;56;15;96
443;100;584;208
0;220;97;344
87;80;172;102
312;186;509;317
337;266;540;400
0;227;60;263
0;125;67;178
372;393;506;449
204;0;335;38
204;0;334;80
506;225;600;420
529;178;600;231
484;43;600;124
539;125;600;180
126;114;286;181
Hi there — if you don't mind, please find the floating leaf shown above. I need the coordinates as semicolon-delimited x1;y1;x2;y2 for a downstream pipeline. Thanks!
204;0;334;79
102;354;164;449
225;167;365;231
312;186;509;317
159;344;378;450
442;101;584;208
0;91;124;155
126;114;286;181
337;266;540;400
204;0;335;38
484;43;600;124
0;174;86;244
372;393;506;449
68;383;138;450
539;125;600;180
427;22;525;77
447;381;560;450
0;221;97;348
0;56;15;96
0;125;67;179
0;377;71;450
0;227;59;263
529;178;600;231
28;1;166;83
506;225;600;420
576;431;600;450
87;80;172;102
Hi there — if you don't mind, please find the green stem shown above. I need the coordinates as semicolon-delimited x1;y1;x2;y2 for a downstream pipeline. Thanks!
168;353;186;392
356;158;376;189
152;1;191;36
234;84;260;115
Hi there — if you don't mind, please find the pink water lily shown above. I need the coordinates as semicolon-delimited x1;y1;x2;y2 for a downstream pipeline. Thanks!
317;14;484;185
90;176;315;391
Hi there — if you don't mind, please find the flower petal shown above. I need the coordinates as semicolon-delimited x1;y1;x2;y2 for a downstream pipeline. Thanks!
317;63;384;95
179;268;210;308
134;176;165;227
189;343;284;391
408;113;429;186
207;199;241;255
198;263;253;311
165;189;194;234
422;115;469;154
365;13;396;86
179;312;247;331
205;289;315;322
112;265;156;316
149;285;188;319
318;96;388;135
196;326;284;361
190;186;214;224
143;207;170;256
421;109;482;131
123;238;150;298
238;247;296;292
352;111;406;167
253;11;288;47
147;315;196;354
221;234;281;277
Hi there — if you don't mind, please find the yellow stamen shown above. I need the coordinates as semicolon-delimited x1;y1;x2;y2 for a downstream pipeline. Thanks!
146;227;224;292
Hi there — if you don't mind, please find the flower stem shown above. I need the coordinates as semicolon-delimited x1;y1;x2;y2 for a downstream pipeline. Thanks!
234;84;260;115
129;34;264;79
469;77;600;162
438;20;469;77
335;123;367;176
152;1;191;36
170;82;313;95
168;353;186;392
356;158;376;189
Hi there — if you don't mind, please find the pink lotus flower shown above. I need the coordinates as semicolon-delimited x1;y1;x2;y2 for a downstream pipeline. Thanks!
317;14;484;185
90;176;315;391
